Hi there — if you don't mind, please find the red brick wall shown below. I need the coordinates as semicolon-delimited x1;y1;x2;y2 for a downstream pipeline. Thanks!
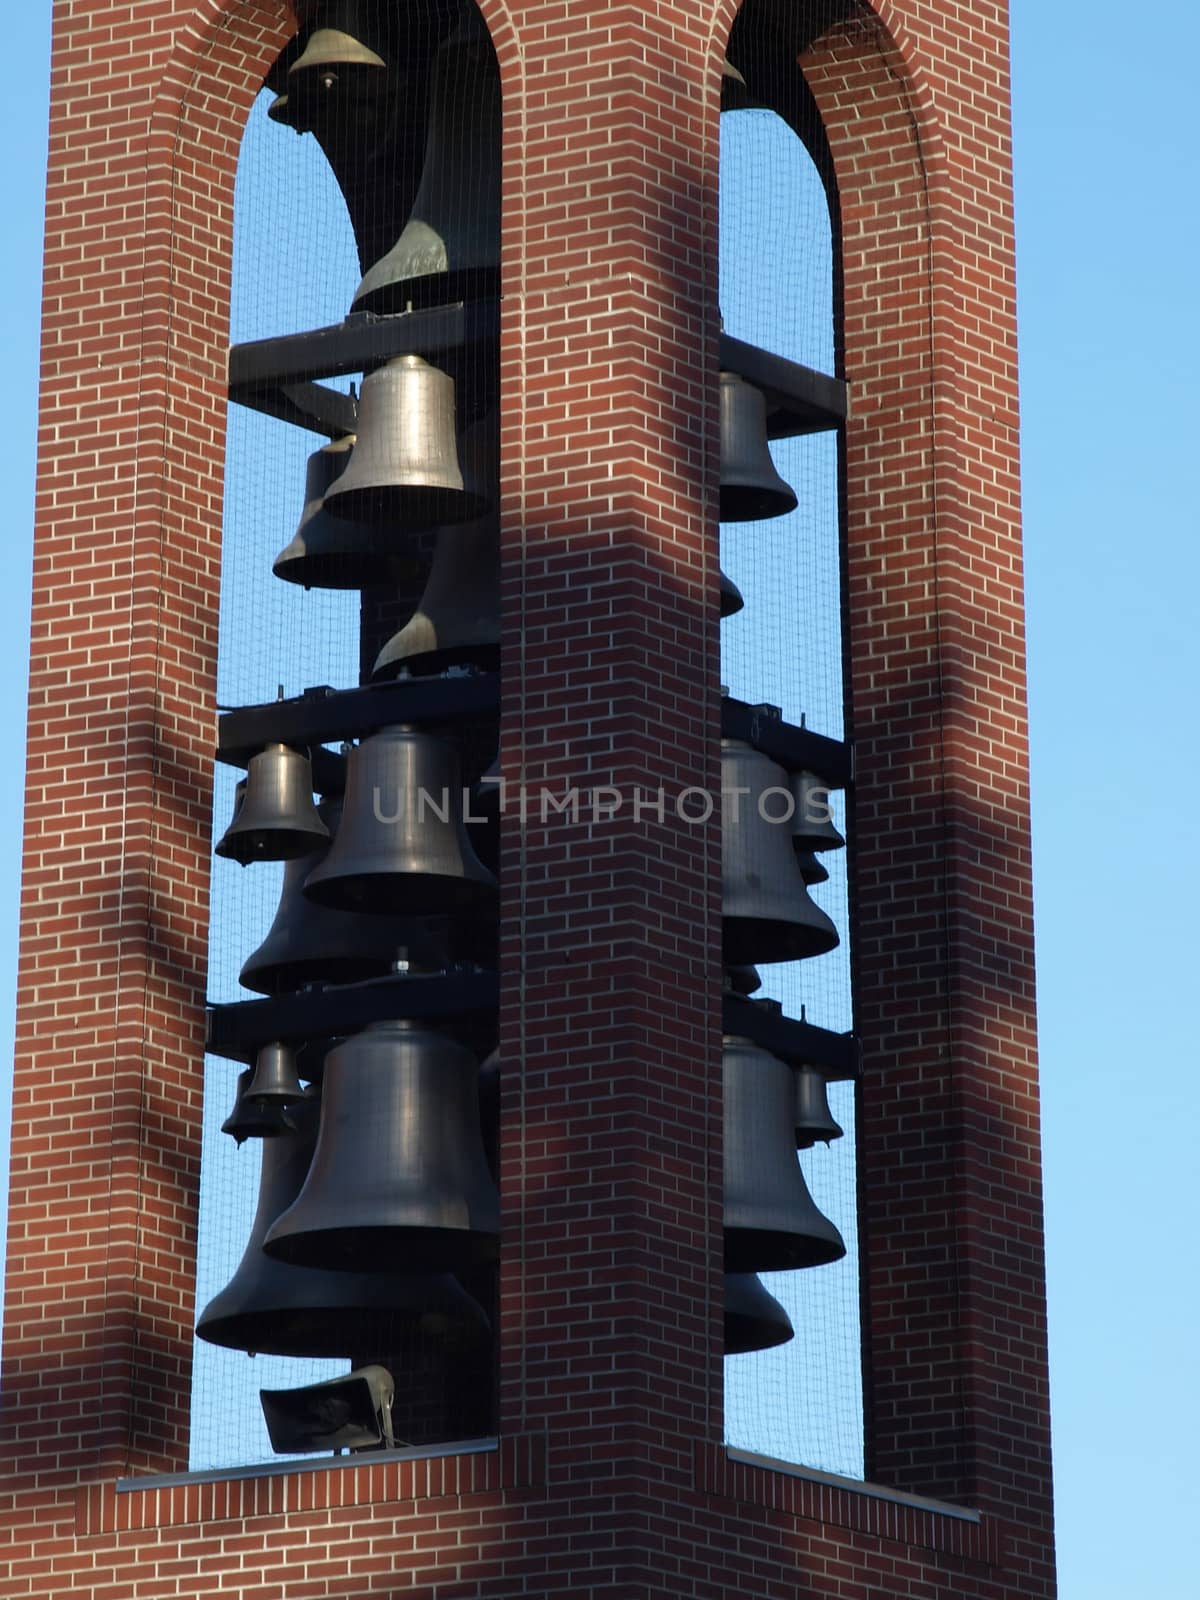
1;0;1053;1595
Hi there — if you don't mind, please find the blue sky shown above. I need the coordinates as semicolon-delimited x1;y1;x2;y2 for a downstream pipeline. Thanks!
1;4;1197;1595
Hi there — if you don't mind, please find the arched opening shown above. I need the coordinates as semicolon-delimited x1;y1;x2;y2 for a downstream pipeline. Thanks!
192;0;502;1472
718;0;863;1479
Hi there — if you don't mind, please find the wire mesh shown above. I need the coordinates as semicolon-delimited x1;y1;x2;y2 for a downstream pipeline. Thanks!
719;83;863;1477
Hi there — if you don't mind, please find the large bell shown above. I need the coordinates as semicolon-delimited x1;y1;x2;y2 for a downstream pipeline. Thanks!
303;724;497;915
351;11;499;313
723;1034;845;1273
719;371;797;522
790;769;846;853
198;1088;488;1359
272;435;422;590
322;356;485;529
221;1068;296;1145
794;1064;844;1149
724;1273;795;1355
722;740;839;965
371;414;500;676
215;744;329;865
264;1020;500;1273
465;756;500;876
239;798;456;996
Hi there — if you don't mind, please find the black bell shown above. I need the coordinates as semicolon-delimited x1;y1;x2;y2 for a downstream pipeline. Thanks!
794;1064;844;1149
723;1034;845;1272
215;744;329;865
719;371;797;522
722;740;839;965
719;567;745;618
322;355;486;529
239;797;454;995
352;10;499;313
794;848;829;887
286;3;387;128
724;965;762;996
724;1273;794;1355
303;725;497;915
245;1041;305;1108
272;435;422;590
790;769;846;853
264;1020;500;1273
198;1088;490;1359
221;1068;296;1145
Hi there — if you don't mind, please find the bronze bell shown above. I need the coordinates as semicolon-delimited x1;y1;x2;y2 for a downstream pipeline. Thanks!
239;797;454;996
303;724;497;916
790;769;845;853
245;1041;305;1109
719;567;745;619
218;777;247;842
794;848;829;887
263;1019;500;1274
352;10;499;314
322;355;486;529
221;1068;296;1145
719;371;798;522
287;5;387;104
724;1273;795;1355
794;1064;844;1149
215;744;329;865
722;740;839;965
723;1034;845;1273
371;413;500;676
273;435;422;590
198;1088;489;1360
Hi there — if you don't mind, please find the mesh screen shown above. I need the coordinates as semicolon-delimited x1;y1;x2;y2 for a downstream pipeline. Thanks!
719;87;863;1477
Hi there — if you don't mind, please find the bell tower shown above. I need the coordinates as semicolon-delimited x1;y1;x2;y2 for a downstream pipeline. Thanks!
2;2;1054;1597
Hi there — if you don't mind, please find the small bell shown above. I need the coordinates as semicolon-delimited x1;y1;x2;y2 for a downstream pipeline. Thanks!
245;1041;305;1108
719;567;745;618
724;965;762;997
790;769;846;853
215;744;329;865
724;1273;794;1355
273;435;422;590
794;1064;844;1149
719;371;797;522
221;1068;296;1145
794;848;829;887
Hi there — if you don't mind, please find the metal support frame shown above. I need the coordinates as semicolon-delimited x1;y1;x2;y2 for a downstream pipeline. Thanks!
722;995;859;1082
206;969;500;1065
227;306;847;440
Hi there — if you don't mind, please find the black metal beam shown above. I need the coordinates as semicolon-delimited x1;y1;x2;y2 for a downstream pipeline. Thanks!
722;995;859;1081
206;969;500;1065
721;697;852;788
719;332;847;438
217;674;501;771
228;302;499;435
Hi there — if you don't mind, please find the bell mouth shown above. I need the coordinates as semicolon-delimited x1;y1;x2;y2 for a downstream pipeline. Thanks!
719;480;799;522
721;915;839;966
264;1223;500;1275
323;481;491;528
724;1220;846;1275
372;638;501;681
304;870;497;917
